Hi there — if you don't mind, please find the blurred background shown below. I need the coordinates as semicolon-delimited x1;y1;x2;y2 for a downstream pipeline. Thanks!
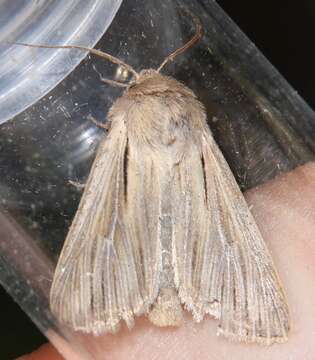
1;0;314;358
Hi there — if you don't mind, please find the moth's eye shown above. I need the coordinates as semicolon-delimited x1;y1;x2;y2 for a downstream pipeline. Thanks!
115;66;129;82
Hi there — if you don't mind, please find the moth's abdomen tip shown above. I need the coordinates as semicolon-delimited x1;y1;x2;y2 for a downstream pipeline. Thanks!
148;309;184;328
148;289;184;327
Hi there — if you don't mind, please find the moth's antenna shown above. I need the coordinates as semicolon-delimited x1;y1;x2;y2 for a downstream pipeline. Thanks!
13;42;139;80
157;11;203;73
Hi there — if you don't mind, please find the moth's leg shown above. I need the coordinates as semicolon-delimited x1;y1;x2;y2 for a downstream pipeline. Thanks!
68;180;85;191
100;78;129;88
87;114;110;130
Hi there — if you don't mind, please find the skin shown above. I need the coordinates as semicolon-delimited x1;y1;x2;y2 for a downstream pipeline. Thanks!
18;161;315;360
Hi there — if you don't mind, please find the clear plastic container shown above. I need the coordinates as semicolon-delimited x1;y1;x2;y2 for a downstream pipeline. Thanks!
0;0;314;358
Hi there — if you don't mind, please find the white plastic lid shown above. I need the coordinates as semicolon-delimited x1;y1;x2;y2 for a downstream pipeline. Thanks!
0;0;122;124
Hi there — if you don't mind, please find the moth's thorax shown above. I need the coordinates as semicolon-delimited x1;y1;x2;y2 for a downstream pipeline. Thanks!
108;70;207;159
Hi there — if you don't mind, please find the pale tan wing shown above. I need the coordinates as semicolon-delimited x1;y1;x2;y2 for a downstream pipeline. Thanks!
172;128;290;344
50;120;162;335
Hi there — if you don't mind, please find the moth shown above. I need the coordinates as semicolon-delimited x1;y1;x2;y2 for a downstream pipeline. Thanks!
17;12;290;345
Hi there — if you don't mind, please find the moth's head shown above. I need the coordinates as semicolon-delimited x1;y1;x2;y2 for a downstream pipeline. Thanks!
138;69;159;79
124;69;170;95
129;69;160;86
127;69;160;89
125;69;193;97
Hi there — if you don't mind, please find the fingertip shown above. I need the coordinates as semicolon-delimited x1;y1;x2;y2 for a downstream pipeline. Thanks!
16;343;64;360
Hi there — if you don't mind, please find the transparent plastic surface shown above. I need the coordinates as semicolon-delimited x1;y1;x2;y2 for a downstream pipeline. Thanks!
0;0;314;358
0;0;122;124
